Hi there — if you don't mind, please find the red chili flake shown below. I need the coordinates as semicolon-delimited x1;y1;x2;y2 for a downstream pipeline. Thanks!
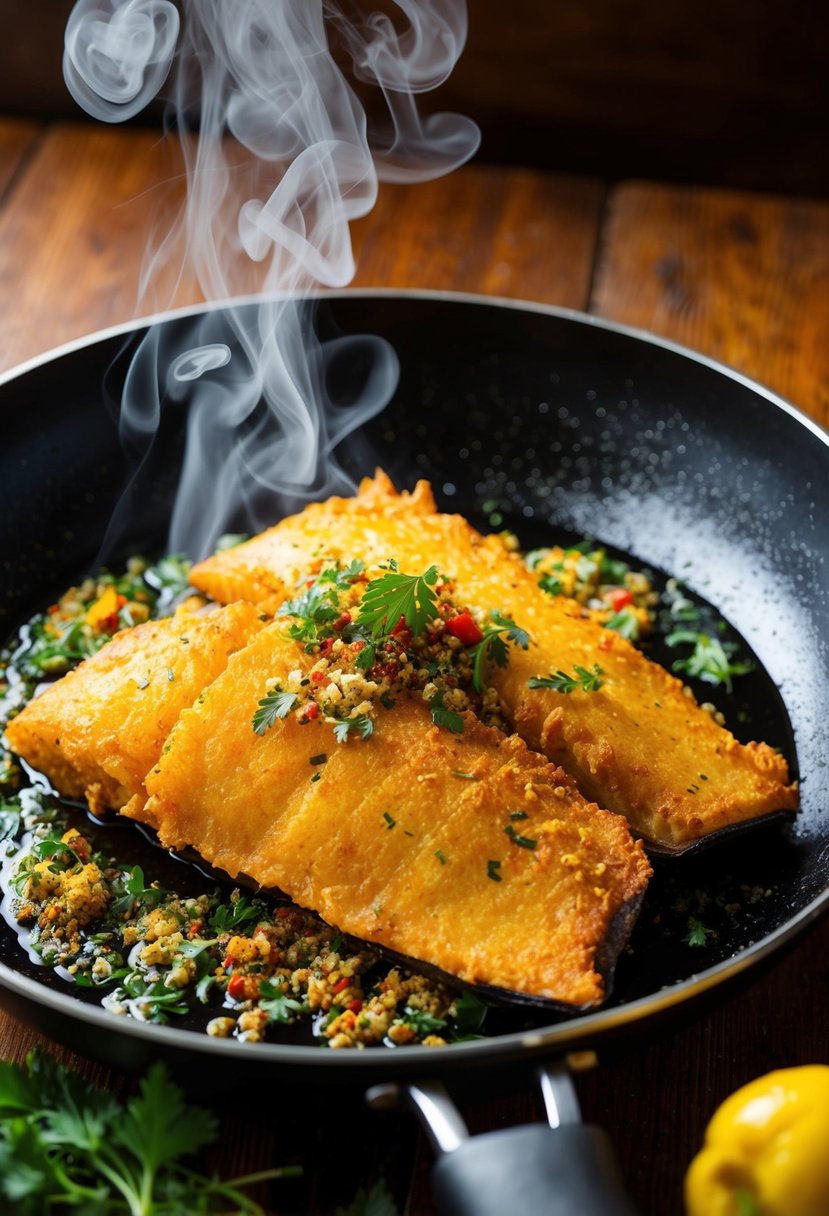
319;638;335;657
223;956;234;969
445;612;484;646
277;907;292;919
310;670;326;684
598;634;615;652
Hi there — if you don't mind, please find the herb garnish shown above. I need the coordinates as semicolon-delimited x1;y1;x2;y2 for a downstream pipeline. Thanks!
252;688;298;734
332;715;374;743
258;978;308;1024
471;612;530;693
504;825;537;850
356;562;440;639
528;664;604;694
666;629;754;693
487;859;502;882
0;1049;297;1214
383;812;396;830
429;691;464;734
684;917;715;947
278;561;365;648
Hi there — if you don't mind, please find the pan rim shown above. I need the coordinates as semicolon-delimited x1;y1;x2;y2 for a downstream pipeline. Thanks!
1;289;827;1072
1;287;827;448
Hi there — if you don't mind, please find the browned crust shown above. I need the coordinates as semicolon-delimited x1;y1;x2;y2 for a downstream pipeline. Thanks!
188;471;798;849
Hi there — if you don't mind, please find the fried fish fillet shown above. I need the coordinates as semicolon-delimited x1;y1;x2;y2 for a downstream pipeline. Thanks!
121;620;651;1007
190;472;797;851
4;602;266;814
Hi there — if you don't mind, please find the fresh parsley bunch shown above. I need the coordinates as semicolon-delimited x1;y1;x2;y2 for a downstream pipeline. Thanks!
0;1049;297;1214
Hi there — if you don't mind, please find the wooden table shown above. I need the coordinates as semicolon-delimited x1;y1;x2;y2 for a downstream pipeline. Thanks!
1;120;828;1215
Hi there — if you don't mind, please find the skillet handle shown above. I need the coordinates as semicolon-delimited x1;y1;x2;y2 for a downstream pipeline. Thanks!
430;1122;643;1216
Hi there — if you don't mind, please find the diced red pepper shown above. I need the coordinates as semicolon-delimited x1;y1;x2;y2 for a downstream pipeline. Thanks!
332;976;350;994
348;999;363;1013
310;670;326;683
445;612;484;646
605;587;634;610
227;974;247;999
302;703;319;721
333;611;352;632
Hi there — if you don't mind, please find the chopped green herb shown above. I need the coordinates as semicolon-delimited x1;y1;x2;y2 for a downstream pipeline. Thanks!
666;629;754;692
434;849;447;865
504;825;537;850
252;687;298;734
430;691;464;734
258;978;308;1024
509;810;529;821
487;859;502;882
528;663;604;694
452;770;479;780
470;611;530;693
383;812;396;830
332;715;374;743
684;917;715;947
309;753;328;766
605;607;640;640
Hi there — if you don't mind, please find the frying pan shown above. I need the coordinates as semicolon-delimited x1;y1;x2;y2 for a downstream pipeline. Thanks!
1;291;827;1213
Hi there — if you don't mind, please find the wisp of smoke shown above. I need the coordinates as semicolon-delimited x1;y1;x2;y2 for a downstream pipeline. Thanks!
63;0;479;557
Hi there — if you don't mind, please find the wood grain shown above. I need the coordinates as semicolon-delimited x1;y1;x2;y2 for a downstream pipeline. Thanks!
0;126;602;375
352;164;604;307
0;123;197;373
0;119;39;198
591;181;829;424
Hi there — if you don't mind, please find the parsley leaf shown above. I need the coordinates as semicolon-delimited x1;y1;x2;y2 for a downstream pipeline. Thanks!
252;688;298;734
0;1049;297;1213
429;692;464;734
528;663;604;694
471;612;530;693
332;715;374;743
684;917;715;947
356;565;440;639
258;978;308;1024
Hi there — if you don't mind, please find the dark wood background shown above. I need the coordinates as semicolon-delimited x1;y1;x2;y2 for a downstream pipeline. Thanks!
2;0;828;196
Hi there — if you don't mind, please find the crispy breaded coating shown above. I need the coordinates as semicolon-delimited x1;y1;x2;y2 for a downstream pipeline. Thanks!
123;621;651;1007
4;602;266;814
190;471;798;850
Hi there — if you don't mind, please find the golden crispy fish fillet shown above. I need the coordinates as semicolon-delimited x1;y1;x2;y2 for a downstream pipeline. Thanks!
122;621;651;1007
4;602;266;814
189;471;798;851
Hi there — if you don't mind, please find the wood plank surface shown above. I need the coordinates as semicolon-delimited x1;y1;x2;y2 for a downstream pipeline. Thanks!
0;125;603;375
0;118;39;198
592;180;829;424
351;164;604;306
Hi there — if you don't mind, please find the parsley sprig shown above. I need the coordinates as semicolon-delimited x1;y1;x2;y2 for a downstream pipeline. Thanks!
278;562;365;648
0;1049;298;1214
528;664;604;694
252;688;298;734
471;612;530;693
356;562;440;640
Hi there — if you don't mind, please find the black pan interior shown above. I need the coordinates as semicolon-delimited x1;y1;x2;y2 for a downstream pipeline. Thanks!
1;293;827;1075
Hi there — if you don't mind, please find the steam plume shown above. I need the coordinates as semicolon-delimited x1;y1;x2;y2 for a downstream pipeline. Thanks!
63;1;478;557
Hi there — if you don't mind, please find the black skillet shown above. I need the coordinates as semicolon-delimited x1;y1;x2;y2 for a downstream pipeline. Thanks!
1;292;827;1213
